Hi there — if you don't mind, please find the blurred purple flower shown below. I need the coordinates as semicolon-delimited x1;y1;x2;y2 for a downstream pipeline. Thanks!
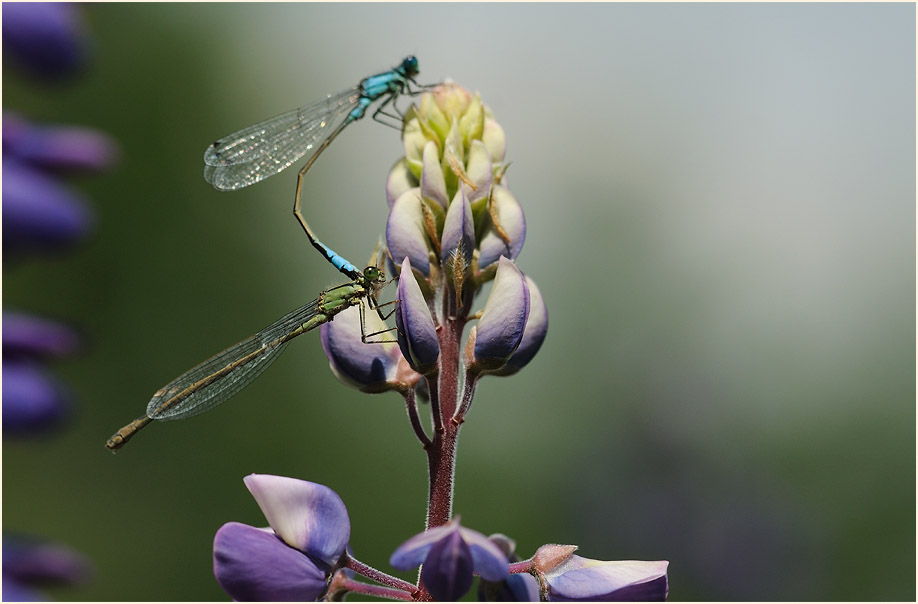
3;157;94;254
2;536;92;601
4;113;117;173
3;312;80;358
2;359;70;434
3;313;80;435
213;475;350;601
3;113;117;255
390;517;509;602
4;10;115;599
2;3;89;78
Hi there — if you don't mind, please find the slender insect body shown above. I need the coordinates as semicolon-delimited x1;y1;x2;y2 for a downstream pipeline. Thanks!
203;57;428;281
105;267;391;452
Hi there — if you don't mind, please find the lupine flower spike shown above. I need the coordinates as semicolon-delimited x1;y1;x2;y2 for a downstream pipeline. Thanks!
204;79;667;601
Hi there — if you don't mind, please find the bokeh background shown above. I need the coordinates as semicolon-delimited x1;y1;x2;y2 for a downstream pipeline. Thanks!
3;3;914;601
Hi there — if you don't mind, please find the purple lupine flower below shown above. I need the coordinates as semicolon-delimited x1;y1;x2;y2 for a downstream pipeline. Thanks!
2;2;89;78
214;523;330;601
540;555;669;601
213;475;351;601
390;517;510;601
2;536;92;601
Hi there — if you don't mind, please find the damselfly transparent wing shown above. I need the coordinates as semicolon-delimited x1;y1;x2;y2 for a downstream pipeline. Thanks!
203;87;362;191
147;298;321;421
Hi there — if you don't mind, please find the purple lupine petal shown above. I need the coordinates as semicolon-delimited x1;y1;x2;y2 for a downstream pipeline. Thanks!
389;522;458;570
473;258;530;369
457;527;509;582
545;557;669;602
386;157;418;208
387;189;431;276
507;573;541;601
2;3;88;78
2;538;92;586
482;117;507;167
395;258;439;375
465;140;492;204
420;529;474;602
1;575;43;602
320;306;403;393
490;276;548;376
243;475;349;566
2;360;69;433
213;522;328;602
440;187;475;267
3;118;118;173
480;571;541;603
421;141;448;208
478;186;526;268
3;159;94;253
3;312;80;358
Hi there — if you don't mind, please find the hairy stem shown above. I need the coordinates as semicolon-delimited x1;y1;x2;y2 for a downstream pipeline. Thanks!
345;556;418;593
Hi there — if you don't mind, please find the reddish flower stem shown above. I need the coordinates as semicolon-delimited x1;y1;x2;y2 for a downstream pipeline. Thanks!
403;388;431;448
425;310;463;531
335;577;414;601
345;556;418;593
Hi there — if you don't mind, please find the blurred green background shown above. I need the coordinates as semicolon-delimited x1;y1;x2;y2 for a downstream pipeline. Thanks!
3;3;914;601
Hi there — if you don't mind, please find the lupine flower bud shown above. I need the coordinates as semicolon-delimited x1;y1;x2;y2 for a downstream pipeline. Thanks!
385;82;519;283
320;305;416;393
542;556;669;602
421;141;449;209
213;475;352;601
395;257;440;375
488;276;548;377
469;257;530;372
387;189;432;276
440;187;475;278
390;517;509;602
478;185;526;269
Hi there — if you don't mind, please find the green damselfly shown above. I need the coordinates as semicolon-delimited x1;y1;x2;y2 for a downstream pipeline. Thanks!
106;265;392;451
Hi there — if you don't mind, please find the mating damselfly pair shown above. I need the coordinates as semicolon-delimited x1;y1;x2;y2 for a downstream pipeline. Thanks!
106;56;428;451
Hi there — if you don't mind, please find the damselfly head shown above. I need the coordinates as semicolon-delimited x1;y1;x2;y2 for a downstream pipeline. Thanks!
401;55;419;77
363;266;386;284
